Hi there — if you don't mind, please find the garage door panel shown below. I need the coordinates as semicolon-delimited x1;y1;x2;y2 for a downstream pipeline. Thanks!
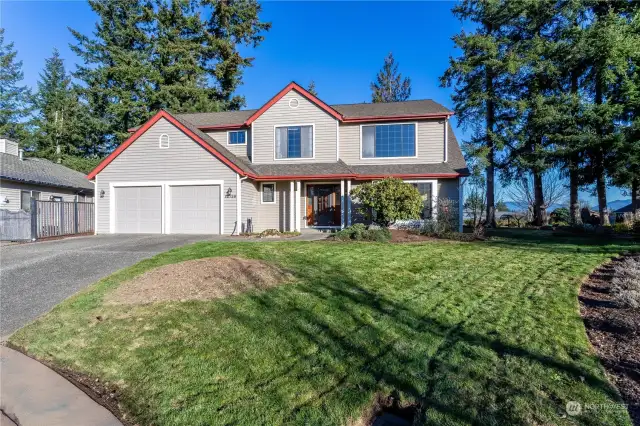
170;185;220;234
115;186;162;234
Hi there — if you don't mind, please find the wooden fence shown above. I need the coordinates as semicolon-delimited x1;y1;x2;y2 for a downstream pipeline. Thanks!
32;200;95;239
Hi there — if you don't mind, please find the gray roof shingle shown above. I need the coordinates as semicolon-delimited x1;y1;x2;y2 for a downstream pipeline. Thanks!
0;153;95;191
332;99;452;118
175;110;256;127
249;160;353;177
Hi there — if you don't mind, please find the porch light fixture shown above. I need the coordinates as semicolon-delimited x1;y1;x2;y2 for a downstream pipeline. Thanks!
100;189;105;198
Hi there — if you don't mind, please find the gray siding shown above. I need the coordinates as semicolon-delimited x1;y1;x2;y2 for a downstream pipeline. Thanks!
0;139;19;156
0;179;91;211
95;118;238;234
241;179;259;233
252;90;338;164
205;129;250;158
438;179;459;202
339;119;445;165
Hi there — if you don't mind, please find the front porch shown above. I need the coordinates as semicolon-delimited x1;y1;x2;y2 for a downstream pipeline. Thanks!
284;180;353;232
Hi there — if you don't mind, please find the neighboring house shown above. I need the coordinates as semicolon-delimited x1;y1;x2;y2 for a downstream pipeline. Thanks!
88;82;469;235
614;203;637;221
0;138;95;212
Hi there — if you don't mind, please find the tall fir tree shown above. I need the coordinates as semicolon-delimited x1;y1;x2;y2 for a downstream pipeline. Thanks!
70;0;156;145
441;0;517;227
150;0;221;113
200;0;271;110
580;5;634;225
307;80;318;97
371;52;411;103
31;48;91;162
0;28;32;141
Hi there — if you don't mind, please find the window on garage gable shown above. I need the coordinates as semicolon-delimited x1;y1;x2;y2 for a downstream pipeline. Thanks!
159;134;170;149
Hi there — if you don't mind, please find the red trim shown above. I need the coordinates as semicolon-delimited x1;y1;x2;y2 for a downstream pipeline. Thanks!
354;173;463;180
88;110;251;179
244;82;344;125
342;113;453;123
254;174;357;181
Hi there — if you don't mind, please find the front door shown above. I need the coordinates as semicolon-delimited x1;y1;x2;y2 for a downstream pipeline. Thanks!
306;184;341;227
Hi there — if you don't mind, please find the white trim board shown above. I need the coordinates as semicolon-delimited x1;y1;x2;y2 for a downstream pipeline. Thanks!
109;180;225;235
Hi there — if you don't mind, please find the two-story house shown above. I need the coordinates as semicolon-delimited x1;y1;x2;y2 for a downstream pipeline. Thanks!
88;82;469;235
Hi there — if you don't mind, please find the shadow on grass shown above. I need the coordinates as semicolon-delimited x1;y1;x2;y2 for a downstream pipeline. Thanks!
206;250;625;425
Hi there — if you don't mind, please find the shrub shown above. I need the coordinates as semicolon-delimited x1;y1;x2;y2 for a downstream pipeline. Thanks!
350;178;423;227
634;219;640;236
333;224;391;242
613;222;631;234
550;207;570;224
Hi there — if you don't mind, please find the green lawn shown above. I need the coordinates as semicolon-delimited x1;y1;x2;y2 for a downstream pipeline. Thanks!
10;232;638;425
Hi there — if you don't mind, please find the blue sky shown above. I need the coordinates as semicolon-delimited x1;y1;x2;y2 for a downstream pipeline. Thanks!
1;1;627;204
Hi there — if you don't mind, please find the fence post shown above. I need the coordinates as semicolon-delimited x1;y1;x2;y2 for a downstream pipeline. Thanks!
30;198;37;240
74;200;79;234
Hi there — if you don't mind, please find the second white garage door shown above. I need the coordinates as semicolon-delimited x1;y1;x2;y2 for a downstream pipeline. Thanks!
170;185;221;234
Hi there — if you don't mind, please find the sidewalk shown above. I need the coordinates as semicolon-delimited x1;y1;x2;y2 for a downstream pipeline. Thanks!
0;346;121;426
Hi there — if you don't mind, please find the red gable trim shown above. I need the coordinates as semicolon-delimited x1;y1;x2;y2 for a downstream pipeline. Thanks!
244;82;344;125
87;110;252;180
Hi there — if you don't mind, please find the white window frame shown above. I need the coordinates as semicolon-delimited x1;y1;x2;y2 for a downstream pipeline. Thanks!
359;122;419;160
273;123;316;161
109;180;225;235
227;129;247;146
404;179;437;220
260;182;277;204
159;134;170;149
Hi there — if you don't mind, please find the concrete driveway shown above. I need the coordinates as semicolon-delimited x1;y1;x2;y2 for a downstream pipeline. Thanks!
0;234;220;338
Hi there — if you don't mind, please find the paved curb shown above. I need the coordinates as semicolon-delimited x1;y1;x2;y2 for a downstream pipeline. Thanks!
0;346;122;426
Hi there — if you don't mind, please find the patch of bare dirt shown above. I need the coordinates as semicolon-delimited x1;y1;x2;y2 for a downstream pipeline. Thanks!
390;229;437;243
348;392;418;426
106;256;294;305
579;254;640;425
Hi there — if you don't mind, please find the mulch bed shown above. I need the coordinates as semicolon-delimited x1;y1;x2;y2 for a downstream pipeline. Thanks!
579;254;640;425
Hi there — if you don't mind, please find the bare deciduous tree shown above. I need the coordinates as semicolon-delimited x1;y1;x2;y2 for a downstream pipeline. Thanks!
506;169;569;224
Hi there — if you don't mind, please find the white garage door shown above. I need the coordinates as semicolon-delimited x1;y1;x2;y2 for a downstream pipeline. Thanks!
115;186;162;234
170;185;220;234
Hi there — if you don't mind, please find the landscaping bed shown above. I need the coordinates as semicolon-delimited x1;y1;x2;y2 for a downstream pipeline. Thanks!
9;236;639;425
580;254;640;425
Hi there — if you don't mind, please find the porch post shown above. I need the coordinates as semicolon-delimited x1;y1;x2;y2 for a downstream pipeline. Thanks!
289;181;295;232
295;181;301;231
346;180;352;226
340;180;345;229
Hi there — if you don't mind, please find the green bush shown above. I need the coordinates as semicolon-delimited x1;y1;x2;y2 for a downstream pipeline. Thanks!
333;224;391;242
613;222;631;234
350;178;423;227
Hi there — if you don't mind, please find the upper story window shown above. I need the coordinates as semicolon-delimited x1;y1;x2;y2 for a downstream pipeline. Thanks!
275;125;313;159
159;134;170;149
361;123;416;158
228;130;246;145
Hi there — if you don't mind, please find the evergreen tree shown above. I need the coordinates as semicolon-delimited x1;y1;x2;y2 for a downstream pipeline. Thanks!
441;0;517;227
70;0;156;145
0;28;32;140
371;52;411;103
150;0;221;113
31;49;91;162
307;80;318;97
579;5;635;225
200;0;271;110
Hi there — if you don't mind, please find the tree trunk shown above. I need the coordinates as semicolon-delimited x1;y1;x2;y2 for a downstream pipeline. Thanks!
532;170;545;226
569;166;580;225
596;169;609;226
632;178;639;218
485;67;496;228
